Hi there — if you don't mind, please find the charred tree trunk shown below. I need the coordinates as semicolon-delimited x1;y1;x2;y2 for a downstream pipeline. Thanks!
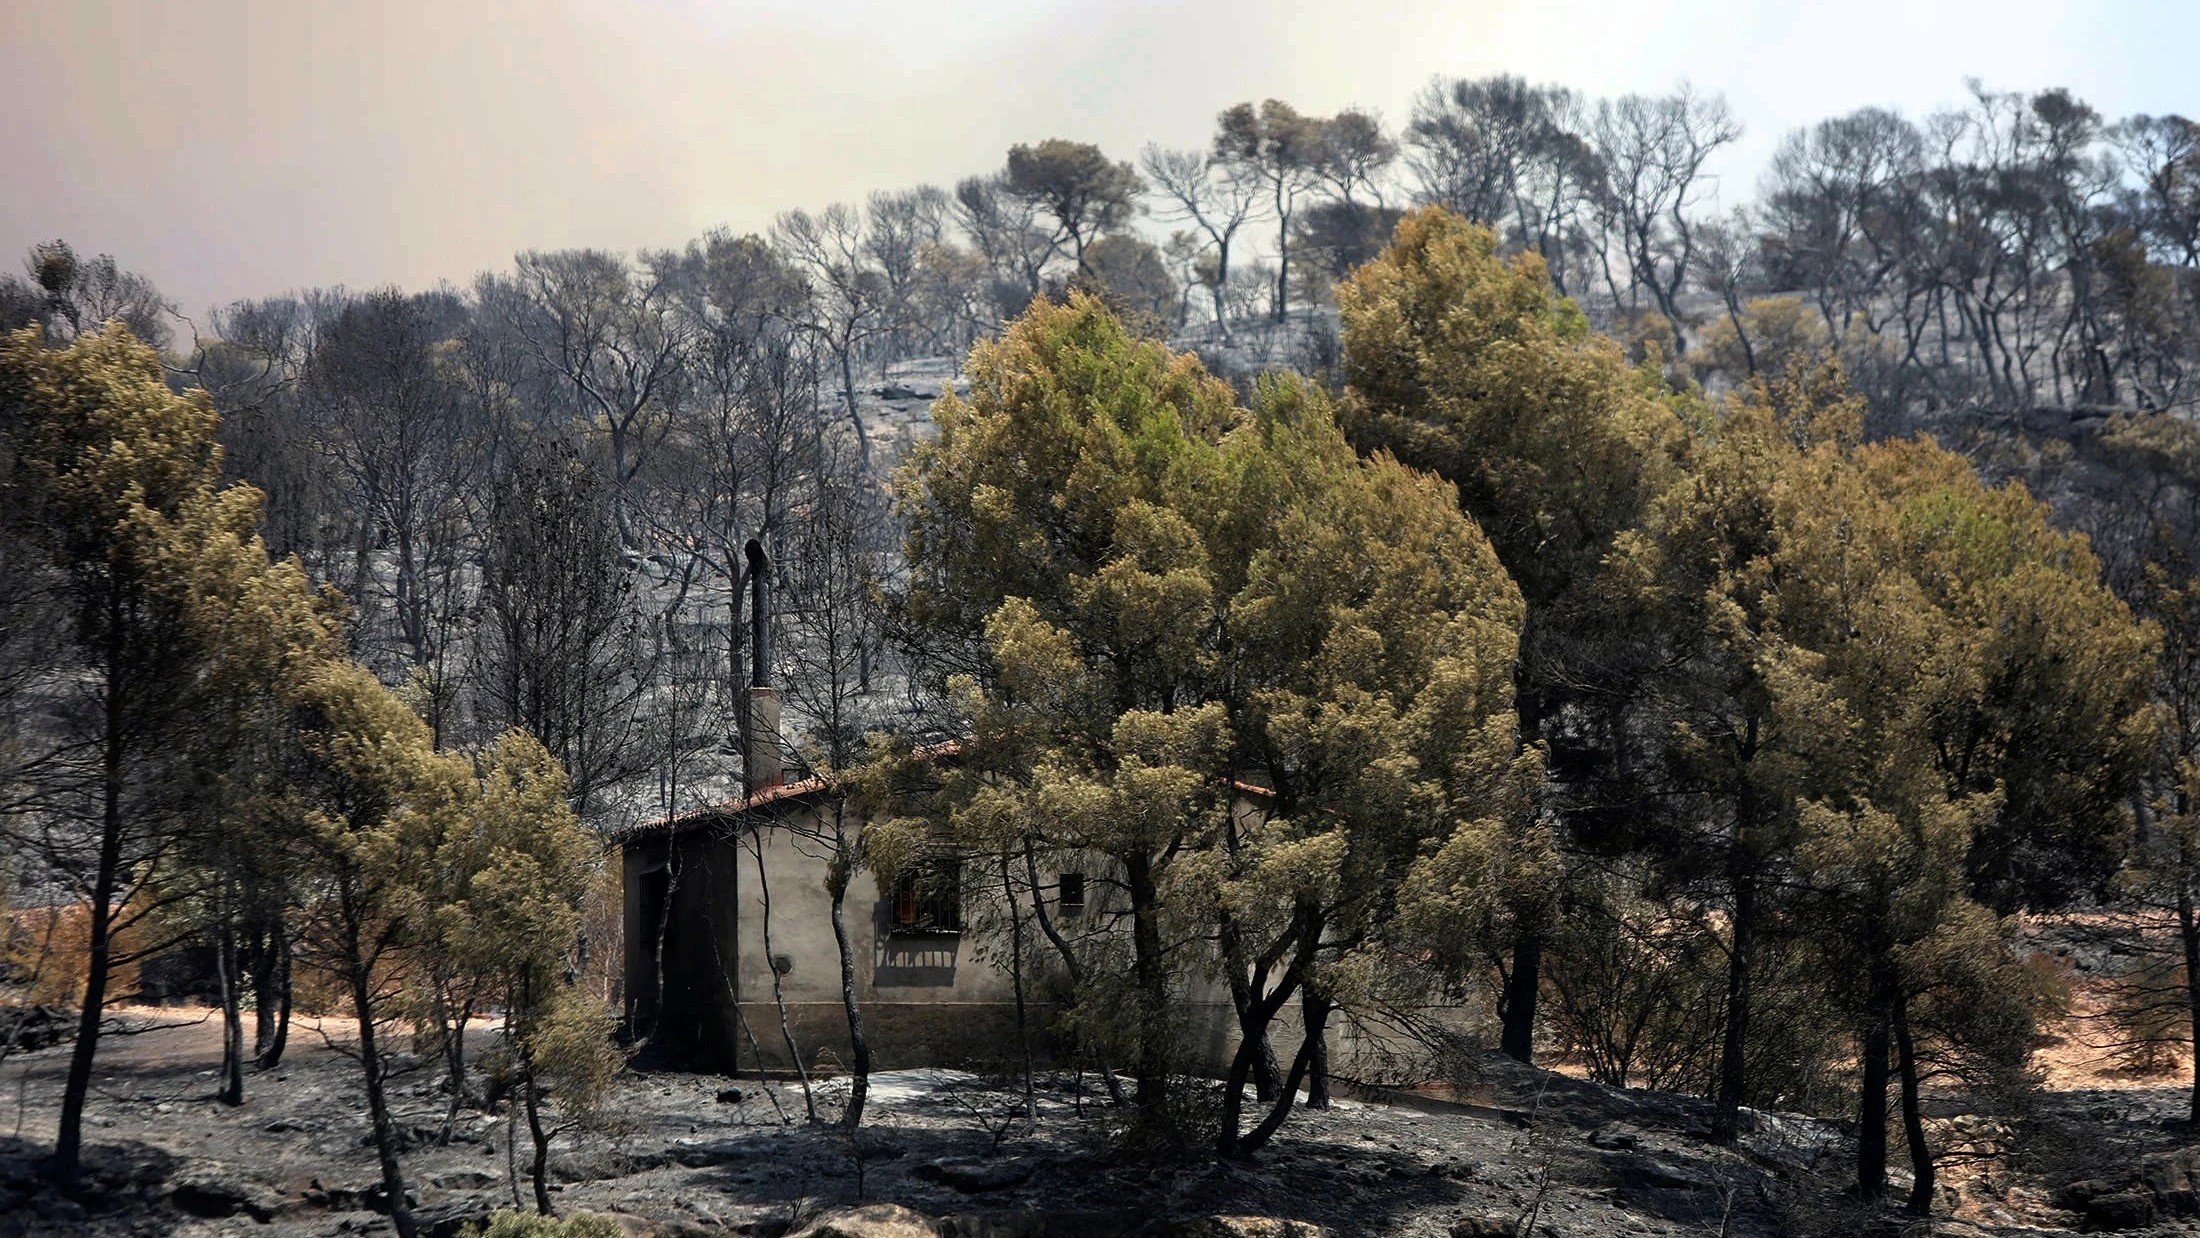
1499;932;1543;1065
216;913;245;1106
1302;987;1334;1110
53;609;128;1183
2181;879;2200;1126
1712;869;1756;1144
349;947;417;1238
1857;954;1894;1204
1220;917;1282;1102
1894;995;1934;1217
1125;851;1170;1128
1002;856;1036;1119
827;846;873;1132
435;990;470;1144
1238;1016;1323;1155
523;1061;553;1216
255;930;292;1070
1022;841;1125;1106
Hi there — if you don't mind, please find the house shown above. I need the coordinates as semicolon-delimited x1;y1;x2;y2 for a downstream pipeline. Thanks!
617;541;1096;1073
615;542;1418;1081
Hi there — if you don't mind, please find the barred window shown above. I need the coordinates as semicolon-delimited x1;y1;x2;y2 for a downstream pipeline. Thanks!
890;858;963;934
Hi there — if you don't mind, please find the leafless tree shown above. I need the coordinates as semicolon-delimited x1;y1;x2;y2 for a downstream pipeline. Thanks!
1141;145;1265;338
1590;86;1742;352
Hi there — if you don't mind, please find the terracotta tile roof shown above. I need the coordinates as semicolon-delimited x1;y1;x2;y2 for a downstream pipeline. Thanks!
614;740;964;842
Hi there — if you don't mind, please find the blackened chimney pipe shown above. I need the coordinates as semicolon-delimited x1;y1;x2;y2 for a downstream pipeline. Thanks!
745;538;770;688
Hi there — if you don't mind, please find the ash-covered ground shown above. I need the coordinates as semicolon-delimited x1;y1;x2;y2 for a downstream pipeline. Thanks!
6;1005;2193;1238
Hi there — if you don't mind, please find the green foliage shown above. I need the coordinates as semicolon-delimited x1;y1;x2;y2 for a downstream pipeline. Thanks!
1336;206;1684;612
897;292;1532;1148
465;1209;619;1238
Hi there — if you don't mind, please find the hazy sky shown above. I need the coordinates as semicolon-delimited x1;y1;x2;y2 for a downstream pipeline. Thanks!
6;0;2196;317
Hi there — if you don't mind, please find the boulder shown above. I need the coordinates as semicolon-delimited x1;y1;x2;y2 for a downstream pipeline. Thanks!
171;1175;279;1222
1604;1153;1713;1193
1448;1218;1519;1238
2141;1147;2200;1217
2085;1190;2157;1232
788;1203;939;1238
2052;1177;2117;1213
1587;1125;1639;1151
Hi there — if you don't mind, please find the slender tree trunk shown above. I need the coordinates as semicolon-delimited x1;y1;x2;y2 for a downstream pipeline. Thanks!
256;931;292;1070
437;992;470;1144
1220;919;1281;1101
53;612;128;1183
1003;856;1036;1120
836;343;870;474
1301;987;1333;1110
1857;954;1894;1204
1022;841;1126;1107
2181;880;2200;1125
1125;852;1170;1126
216;916;245;1106
523;1062;553;1216
1209;236;1232;344
1894;995;1934;1217
1712;867;1756;1144
1216;915;1321;1156
1499;932;1542;1065
828;870;872;1131
752;840;815;1119
351;956;417;1238
1238;1021;1320;1155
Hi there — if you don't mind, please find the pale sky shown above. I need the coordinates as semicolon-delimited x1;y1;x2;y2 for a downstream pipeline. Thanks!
6;0;2195;318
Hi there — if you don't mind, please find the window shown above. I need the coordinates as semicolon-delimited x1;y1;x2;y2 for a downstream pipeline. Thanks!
890;858;963;934
1058;871;1086;914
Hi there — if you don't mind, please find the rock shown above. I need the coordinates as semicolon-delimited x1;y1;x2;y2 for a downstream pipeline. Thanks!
308;1178;416;1213
2052;1177;2117;1213
0;1004;78;1052
613;1217;722;1238
419;1206;498;1238
1603;1153;1712;1193
429;1170;499;1191
1168;1220;1328;1238
1588;1125;1639;1151
788;1203;939;1238
562;1147;669;1179
719;1204;799;1238
172;1175;278;1221
1449;1218;1519;1238
875;383;922;401
2142;1147;2200;1217
2085;1190;2157;1231
935;1212;1047;1238
717;1088;747;1104
913;1157;1036;1193
935;1213;1146;1238
362;1182;421;1214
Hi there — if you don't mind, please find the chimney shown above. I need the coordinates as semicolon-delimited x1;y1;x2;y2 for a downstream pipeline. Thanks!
743;539;783;792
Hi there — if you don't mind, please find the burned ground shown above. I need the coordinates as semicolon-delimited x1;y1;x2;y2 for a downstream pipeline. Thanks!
3;1007;2185;1238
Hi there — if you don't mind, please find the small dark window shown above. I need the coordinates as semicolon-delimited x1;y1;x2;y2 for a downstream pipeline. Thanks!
1058;871;1086;913
890;859;963;934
